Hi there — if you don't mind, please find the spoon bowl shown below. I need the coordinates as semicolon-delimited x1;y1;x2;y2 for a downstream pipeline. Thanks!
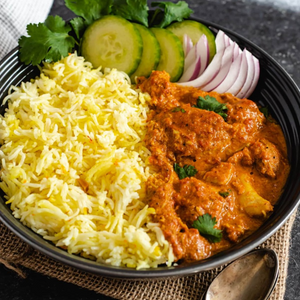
203;249;279;300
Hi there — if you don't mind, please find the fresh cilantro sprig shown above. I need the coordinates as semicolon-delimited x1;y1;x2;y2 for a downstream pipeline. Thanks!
259;106;276;123
69;17;87;40
219;189;231;198
149;1;193;28
174;163;197;180
194;95;228;121
66;0;114;40
19;16;76;65
259;106;269;119
112;0;149;27
65;0;113;25
192;213;223;243
171;107;186;113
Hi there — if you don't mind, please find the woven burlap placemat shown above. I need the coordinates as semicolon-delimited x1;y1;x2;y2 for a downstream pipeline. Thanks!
0;210;297;300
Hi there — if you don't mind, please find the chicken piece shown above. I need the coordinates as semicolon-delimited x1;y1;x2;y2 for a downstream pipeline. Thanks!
223;221;246;242
137;70;180;111
227;145;252;165
155;105;232;159
226;98;265;143
229;139;280;179
241;147;254;166
203;162;235;185
238;175;273;218
249;139;280;178
149;181;212;261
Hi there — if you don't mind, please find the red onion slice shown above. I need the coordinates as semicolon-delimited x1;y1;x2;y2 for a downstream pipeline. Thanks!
178;31;227;88
184;44;197;71
179;55;201;82
183;34;193;56
201;44;235;91
244;56;260;98
215;30;226;52
196;34;209;76
179;34;210;82
233;42;241;61
180;45;197;81
178;30;260;99
236;49;255;98
227;49;248;95
178;48;225;88
224;34;231;47
214;51;243;93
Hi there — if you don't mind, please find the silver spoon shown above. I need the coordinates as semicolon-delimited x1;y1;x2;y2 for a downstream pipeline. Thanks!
202;249;279;300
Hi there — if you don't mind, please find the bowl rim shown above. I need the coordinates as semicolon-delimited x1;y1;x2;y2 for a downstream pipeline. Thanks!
0;16;300;279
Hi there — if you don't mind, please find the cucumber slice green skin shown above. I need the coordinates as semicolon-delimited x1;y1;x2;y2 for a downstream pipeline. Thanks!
130;24;161;83
150;28;184;83
81;15;143;76
167;20;216;62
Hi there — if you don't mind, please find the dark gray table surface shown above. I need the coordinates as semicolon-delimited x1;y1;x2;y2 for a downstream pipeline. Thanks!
0;0;299;299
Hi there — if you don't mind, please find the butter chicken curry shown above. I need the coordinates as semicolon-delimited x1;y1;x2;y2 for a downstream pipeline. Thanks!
138;71;290;263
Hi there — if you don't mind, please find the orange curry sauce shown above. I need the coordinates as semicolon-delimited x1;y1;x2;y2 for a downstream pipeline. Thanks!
138;71;290;263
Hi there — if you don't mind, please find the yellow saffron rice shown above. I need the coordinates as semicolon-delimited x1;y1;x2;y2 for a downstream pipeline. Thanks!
0;53;174;269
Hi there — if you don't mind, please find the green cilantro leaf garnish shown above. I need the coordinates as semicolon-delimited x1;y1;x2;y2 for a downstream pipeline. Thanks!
66;0;114;40
150;1;193;28
19;16;76;65
219;190;230;198
174;163;197;179
69;17;88;40
192;213;223;243
194;95;228;121
65;0;113;25
259;106;270;120
259;106;277;123
171;107;186;113
112;0;149;27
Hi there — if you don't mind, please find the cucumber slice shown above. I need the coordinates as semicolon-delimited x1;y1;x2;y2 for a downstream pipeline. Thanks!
130;24;161;83
150;28;184;82
81;15;143;75
167;20;216;62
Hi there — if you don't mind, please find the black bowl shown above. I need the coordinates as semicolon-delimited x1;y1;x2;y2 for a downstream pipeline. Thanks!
1;18;300;279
